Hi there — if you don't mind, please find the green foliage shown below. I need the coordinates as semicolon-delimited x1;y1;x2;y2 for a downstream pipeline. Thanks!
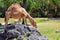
26;0;32;11
1;0;23;8
0;0;4;7
0;0;60;17
0;12;2;15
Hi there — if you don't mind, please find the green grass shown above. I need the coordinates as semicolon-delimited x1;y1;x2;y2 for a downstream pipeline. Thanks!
37;23;60;40
0;18;60;40
35;18;60;23
36;18;60;40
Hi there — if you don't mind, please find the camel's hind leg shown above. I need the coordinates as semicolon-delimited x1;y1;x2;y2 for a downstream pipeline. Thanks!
5;12;10;25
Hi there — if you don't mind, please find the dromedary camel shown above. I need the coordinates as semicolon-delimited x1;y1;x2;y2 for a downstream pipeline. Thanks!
5;3;37;28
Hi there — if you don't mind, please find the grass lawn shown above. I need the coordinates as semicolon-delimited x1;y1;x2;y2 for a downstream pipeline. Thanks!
36;18;60;40
37;23;60;40
0;18;60;40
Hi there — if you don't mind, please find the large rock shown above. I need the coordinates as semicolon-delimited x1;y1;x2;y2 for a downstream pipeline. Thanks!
0;24;48;40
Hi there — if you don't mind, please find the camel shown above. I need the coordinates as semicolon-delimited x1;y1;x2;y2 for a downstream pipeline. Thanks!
5;3;37;28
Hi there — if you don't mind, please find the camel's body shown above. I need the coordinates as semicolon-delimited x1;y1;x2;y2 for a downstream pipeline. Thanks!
5;3;37;27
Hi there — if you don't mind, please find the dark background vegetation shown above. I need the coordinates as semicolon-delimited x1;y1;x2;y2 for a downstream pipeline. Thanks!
0;0;60;18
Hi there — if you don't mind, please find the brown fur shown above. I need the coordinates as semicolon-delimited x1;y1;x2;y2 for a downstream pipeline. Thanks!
5;3;37;27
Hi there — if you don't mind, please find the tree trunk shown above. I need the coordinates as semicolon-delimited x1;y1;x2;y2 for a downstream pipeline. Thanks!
23;0;27;9
22;0;27;24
